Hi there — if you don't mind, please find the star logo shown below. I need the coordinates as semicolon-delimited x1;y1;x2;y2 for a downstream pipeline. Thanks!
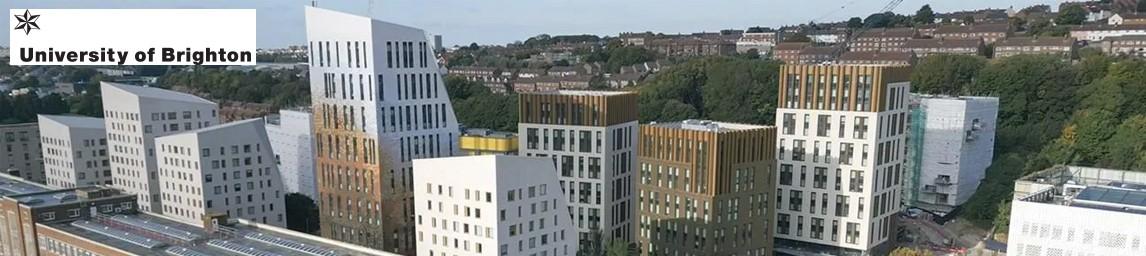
13;10;40;35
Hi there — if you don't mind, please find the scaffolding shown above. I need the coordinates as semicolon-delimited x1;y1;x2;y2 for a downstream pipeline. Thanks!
903;103;926;207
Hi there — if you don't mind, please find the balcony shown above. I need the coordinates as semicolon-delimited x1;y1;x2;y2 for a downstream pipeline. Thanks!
922;185;938;193
935;176;953;186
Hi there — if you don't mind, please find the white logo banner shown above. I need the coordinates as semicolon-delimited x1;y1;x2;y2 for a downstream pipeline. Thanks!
9;9;256;66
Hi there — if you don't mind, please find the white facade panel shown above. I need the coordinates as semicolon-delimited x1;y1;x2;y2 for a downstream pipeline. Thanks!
906;96;998;211
38;115;111;188
0;122;44;182
774;82;911;254
265;109;317;199
414;155;578;256
102;82;220;213
1008;199;1146;256
305;6;461;252
154;118;286;227
518;121;638;252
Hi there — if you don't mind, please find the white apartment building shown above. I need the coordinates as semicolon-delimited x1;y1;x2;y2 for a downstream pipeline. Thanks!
102;82;220;213
305;6;461;253
903;95;998;214
1008;165;1146;256
155;118;286;227
0;122;44;182
38;115;111;188
265;108;317;199
774;65;911;256
517;91;638;254
413;155;577;256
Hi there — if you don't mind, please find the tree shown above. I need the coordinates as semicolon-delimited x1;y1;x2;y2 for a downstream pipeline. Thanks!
1104;116;1146;170
445;76;519;131
910;55;988;95
890;247;934;256
783;33;811;43
1057;4;1088;25
970;55;1077;127
864;12;894;28
847;17;864;29
605;240;638;256
284;193;320;234
638;57;780;124
962;15;976;25
605;46;657;73
914;5;936;24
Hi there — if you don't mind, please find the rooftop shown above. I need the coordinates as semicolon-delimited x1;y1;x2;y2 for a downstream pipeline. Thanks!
0;122;37;129
529;90;632;96
38;114;106;130
102;82;215;105
166;118;262;136
903;38;983;48
1117;12;1146;19
47;213;395;256
913;94;999;102
6;186;131;209
798;46;841;55
462;128;516;138
0;173;50;196
934;23;1011;34
838;51;915;62
775;42;811;51
1015;165;1146;215
649;119;770;132
1071;186;1146;214
1071;24;1146;31
855;28;916;38
995;37;1075;47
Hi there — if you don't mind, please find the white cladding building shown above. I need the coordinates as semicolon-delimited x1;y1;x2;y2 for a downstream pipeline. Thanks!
773;65;911;255
265;108;317;199
102;82;220;213
1008;165;1146;256
38;115;111;188
516;91;639;254
304;6;461;253
155;118;286;227
903;95;998;213
0;122;44;182
414;155;577;256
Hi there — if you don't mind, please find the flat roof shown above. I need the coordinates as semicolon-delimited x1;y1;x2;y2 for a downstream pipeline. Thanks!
1073;185;1146;209
48;213;395;256
529;90;632;96
102;82;215;105
38;114;106;129
462;128;516;138
649;119;771;132
0;173;50;196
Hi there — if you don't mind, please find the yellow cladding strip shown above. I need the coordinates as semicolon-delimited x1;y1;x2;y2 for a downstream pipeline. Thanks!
459;135;519;152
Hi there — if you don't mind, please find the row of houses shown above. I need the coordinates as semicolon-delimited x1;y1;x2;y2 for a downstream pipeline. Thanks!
775;35;1079;65
450;60;668;93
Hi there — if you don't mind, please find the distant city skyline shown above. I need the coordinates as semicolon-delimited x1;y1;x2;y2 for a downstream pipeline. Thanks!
5;0;1061;48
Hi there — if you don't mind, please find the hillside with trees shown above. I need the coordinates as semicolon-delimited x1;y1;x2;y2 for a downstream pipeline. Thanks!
445;76;519;132
636;56;781;124
908;52;1146;235
156;68;310;109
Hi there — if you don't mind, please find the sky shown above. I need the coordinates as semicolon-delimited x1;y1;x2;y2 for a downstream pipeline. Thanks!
4;0;1060;48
